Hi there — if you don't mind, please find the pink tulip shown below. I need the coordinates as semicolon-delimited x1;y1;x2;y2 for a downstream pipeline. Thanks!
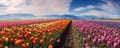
98;39;101;44
92;38;97;45
83;38;87;43
106;41;111;47
87;35;91;40
84;43;89;47
113;42;118;48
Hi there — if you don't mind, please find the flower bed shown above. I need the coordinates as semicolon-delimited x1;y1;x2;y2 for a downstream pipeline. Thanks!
73;20;120;48
0;20;71;48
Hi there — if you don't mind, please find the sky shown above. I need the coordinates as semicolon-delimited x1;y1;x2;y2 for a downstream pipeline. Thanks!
0;0;120;19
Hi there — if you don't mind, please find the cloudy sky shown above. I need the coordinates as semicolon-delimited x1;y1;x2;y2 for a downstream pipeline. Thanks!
0;0;120;19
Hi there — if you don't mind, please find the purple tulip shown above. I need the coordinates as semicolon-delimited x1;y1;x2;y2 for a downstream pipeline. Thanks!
92;38;97;45
84;43;89;47
87;35;91;40
98;39;101;44
85;46;90;48
106;41;111;47
83;38;87;43
72;20;120;48
113;42;118;48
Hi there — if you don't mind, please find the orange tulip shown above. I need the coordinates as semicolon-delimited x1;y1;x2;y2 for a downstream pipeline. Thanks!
42;36;46;40
22;44;26;48
26;42;29;47
15;40;24;46
48;44;53;48
15;40;21;46
0;44;2;48
48;32;52;36
29;37;34;42
39;39;44;45
32;40;36;44
26;32;31;36
49;38;54;43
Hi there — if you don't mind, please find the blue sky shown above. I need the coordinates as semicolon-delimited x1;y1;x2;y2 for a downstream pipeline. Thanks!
0;0;120;19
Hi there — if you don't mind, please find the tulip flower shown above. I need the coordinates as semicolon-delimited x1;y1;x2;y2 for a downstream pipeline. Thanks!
39;39;44;45
92;39;97;45
15;40;22;46
49;38;54;43
73;20;120;48
22;44;26;48
106;41;111;47
26;42;29;47
84;43;89;47
87;35;91;40
48;44;53;48
0;38;2;44
42;36;46;40
32;40;37;45
113;42;118;48
0;44;2;48
57;39;61;44
83;38;87;43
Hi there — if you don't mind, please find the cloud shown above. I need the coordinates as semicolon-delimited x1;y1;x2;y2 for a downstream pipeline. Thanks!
74;5;95;11
74;7;85;12
99;0;119;12
73;0;120;19
0;0;72;16
79;10;119;19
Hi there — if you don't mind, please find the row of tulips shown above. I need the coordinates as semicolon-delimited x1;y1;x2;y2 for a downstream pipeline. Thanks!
0;20;57;28
0;20;71;48
89;21;120;29
73;20;120;48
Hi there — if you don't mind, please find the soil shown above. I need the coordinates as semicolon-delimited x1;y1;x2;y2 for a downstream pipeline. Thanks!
54;22;79;48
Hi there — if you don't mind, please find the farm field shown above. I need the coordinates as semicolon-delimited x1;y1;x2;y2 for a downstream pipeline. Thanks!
0;19;120;48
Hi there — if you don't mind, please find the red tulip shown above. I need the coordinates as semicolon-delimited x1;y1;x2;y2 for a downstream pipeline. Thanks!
26;32;31;36
21;40;24;44
48;32;52;36
22;44;26;48
24;35;27;38
48;44;53;48
26;42;29;47
42;36;46;40
0;38;2;44
49;38;54;43
18;35;23;39
83;38;87;43
29;37;34;42
15;40;21;46
34;38;38;41
10;38;14;43
0;44;2;48
39;39;44;45
32;40;37;44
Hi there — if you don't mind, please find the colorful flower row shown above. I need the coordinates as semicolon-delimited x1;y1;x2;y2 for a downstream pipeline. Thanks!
89;21;120;29
0;20;71;48
0;20;57;28
73;20;120;48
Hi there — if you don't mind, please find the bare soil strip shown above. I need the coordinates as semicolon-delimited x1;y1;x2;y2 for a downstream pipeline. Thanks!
54;22;79;48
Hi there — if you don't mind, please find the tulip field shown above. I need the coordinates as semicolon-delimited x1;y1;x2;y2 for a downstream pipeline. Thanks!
73;20;120;48
0;19;120;48
0;20;71;48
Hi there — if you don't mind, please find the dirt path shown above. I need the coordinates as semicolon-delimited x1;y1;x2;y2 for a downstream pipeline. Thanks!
55;22;79;48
